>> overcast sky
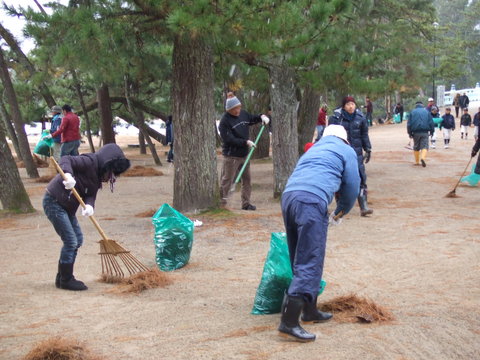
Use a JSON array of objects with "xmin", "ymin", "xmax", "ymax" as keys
[{"xmin": 0, "ymin": 0, "xmax": 68, "ymax": 52}]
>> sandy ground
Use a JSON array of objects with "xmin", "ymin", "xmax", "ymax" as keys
[{"xmin": 1, "ymin": 121, "xmax": 479, "ymax": 360}]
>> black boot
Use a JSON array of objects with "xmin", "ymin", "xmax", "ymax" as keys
[
  {"xmin": 55, "ymin": 262, "xmax": 61, "ymax": 288},
  {"xmin": 301, "ymin": 297, "xmax": 333, "ymax": 323},
  {"xmin": 278, "ymin": 294, "xmax": 316, "ymax": 342},
  {"xmin": 358, "ymin": 191, "xmax": 373, "ymax": 217},
  {"xmin": 59, "ymin": 263, "xmax": 88, "ymax": 291}
]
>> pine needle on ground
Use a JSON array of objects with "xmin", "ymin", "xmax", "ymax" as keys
[
  {"xmin": 22, "ymin": 336, "xmax": 104, "ymax": 360},
  {"xmin": 106, "ymin": 267, "xmax": 173, "ymax": 294},
  {"xmin": 319, "ymin": 293, "xmax": 395, "ymax": 323}
]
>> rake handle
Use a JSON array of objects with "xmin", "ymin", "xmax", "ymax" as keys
[
  {"xmin": 51, "ymin": 157, "xmax": 109, "ymax": 241},
  {"xmin": 234, "ymin": 124, "xmax": 266, "ymax": 184},
  {"xmin": 450, "ymin": 156, "xmax": 475, "ymax": 192}
]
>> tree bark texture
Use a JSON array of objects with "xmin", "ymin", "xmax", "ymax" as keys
[
  {"xmin": 136, "ymin": 110, "xmax": 161, "ymax": 165},
  {"xmin": 269, "ymin": 62, "xmax": 299, "ymax": 198},
  {"xmin": 297, "ymin": 85, "xmax": 320, "ymax": 155},
  {"xmin": 0, "ymin": 23, "xmax": 56, "ymax": 108},
  {"xmin": 171, "ymin": 35, "xmax": 217, "ymax": 212},
  {"xmin": 0, "ymin": 116, "xmax": 34, "ymax": 212},
  {"xmin": 0, "ymin": 48, "xmax": 39, "ymax": 178},
  {"xmin": 72, "ymin": 70, "xmax": 95, "ymax": 152},
  {"xmin": 0, "ymin": 97, "xmax": 22, "ymax": 160},
  {"xmin": 138, "ymin": 131, "xmax": 146, "ymax": 154},
  {"xmin": 97, "ymin": 84, "xmax": 116, "ymax": 144}
]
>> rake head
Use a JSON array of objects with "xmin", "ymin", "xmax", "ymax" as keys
[{"xmin": 99, "ymin": 239, "xmax": 149, "ymax": 282}]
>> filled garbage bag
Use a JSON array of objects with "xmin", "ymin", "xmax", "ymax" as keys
[
  {"xmin": 152, "ymin": 203, "xmax": 194, "ymax": 271},
  {"xmin": 252, "ymin": 232, "xmax": 326, "ymax": 315},
  {"xmin": 433, "ymin": 117, "xmax": 442, "ymax": 127},
  {"xmin": 33, "ymin": 130, "xmax": 53, "ymax": 157},
  {"xmin": 461, "ymin": 164, "xmax": 480, "ymax": 186}
]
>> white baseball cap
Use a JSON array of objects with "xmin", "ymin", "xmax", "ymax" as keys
[
  {"xmin": 428, "ymin": 97, "xmax": 434, "ymax": 102},
  {"xmin": 323, "ymin": 125, "xmax": 349, "ymax": 144}
]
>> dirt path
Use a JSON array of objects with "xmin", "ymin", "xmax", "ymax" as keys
[{"xmin": 1, "ymin": 122, "xmax": 479, "ymax": 359}]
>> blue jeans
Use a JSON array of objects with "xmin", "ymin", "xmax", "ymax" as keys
[
  {"xmin": 61, "ymin": 140, "xmax": 80, "ymax": 157},
  {"xmin": 315, "ymin": 125, "xmax": 325, "ymax": 141},
  {"xmin": 281, "ymin": 191, "xmax": 329, "ymax": 302},
  {"xmin": 43, "ymin": 193, "xmax": 83, "ymax": 264}
]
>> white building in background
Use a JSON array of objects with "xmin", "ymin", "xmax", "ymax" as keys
[{"xmin": 441, "ymin": 82, "xmax": 480, "ymax": 107}]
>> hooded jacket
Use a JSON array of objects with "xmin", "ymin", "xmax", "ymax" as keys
[
  {"xmin": 46, "ymin": 144, "xmax": 129, "ymax": 216},
  {"xmin": 219, "ymin": 109, "xmax": 262, "ymax": 158},
  {"xmin": 328, "ymin": 108, "xmax": 371, "ymax": 156}
]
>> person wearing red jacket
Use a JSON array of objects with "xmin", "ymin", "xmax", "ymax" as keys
[
  {"xmin": 315, "ymin": 105, "xmax": 327, "ymax": 141},
  {"xmin": 47, "ymin": 104, "xmax": 81, "ymax": 157}
]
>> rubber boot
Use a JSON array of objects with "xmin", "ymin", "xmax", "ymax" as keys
[
  {"xmin": 358, "ymin": 190, "xmax": 373, "ymax": 217},
  {"xmin": 59, "ymin": 263, "xmax": 88, "ymax": 291},
  {"xmin": 278, "ymin": 294, "xmax": 316, "ymax": 342},
  {"xmin": 420, "ymin": 149, "xmax": 427, "ymax": 167},
  {"xmin": 414, "ymin": 151, "xmax": 420, "ymax": 165},
  {"xmin": 55, "ymin": 262, "xmax": 61, "ymax": 288},
  {"xmin": 301, "ymin": 297, "xmax": 333, "ymax": 323}
]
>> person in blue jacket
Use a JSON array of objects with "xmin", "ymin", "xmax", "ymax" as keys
[
  {"xmin": 328, "ymin": 96, "xmax": 373, "ymax": 216},
  {"xmin": 407, "ymin": 101, "xmax": 435, "ymax": 167},
  {"xmin": 278, "ymin": 125, "xmax": 360, "ymax": 342},
  {"xmin": 49, "ymin": 105, "xmax": 63, "ymax": 161}
]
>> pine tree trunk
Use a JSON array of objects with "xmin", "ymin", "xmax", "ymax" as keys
[
  {"xmin": 72, "ymin": 70, "xmax": 95, "ymax": 152},
  {"xmin": 138, "ymin": 131, "xmax": 146, "ymax": 154},
  {"xmin": 171, "ymin": 34, "xmax": 217, "ymax": 212},
  {"xmin": 0, "ymin": 116, "xmax": 34, "ymax": 212},
  {"xmin": 269, "ymin": 62, "xmax": 299, "ymax": 198},
  {"xmin": 136, "ymin": 110, "xmax": 161, "ymax": 165},
  {"xmin": 0, "ymin": 48, "xmax": 39, "ymax": 178},
  {"xmin": 297, "ymin": 85, "xmax": 320, "ymax": 155},
  {"xmin": 97, "ymin": 84, "xmax": 115, "ymax": 145},
  {"xmin": 0, "ymin": 98, "xmax": 22, "ymax": 160}
]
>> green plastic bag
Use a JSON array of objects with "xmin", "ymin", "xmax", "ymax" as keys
[
  {"xmin": 33, "ymin": 130, "xmax": 53, "ymax": 157},
  {"xmin": 251, "ymin": 232, "xmax": 326, "ymax": 315},
  {"xmin": 433, "ymin": 117, "xmax": 442, "ymax": 127},
  {"xmin": 151, "ymin": 203, "xmax": 194, "ymax": 271}
]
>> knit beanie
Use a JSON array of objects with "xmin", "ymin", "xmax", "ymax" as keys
[
  {"xmin": 341, "ymin": 96, "xmax": 356, "ymax": 107},
  {"xmin": 225, "ymin": 93, "xmax": 241, "ymax": 111}
]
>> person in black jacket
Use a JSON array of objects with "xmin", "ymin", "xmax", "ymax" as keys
[
  {"xmin": 165, "ymin": 115, "xmax": 174, "ymax": 162},
  {"xmin": 473, "ymin": 107, "xmax": 480, "ymax": 141},
  {"xmin": 218, "ymin": 92, "xmax": 269, "ymax": 210},
  {"xmin": 328, "ymin": 96, "xmax": 373, "ymax": 216},
  {"xmin": 459, "ymin": 92, "xmax": 470, "ymax": 110},
  {"xmin": 460, "ymin": 108, "xmax": 472, "ymax": 140},
  {"xmin": 43, "ymin": 144, "xmax": 130, "ymax": 291},
  {"xmin": 472, "ymin": 136, "xmax": 480, "ymax": 175},
  {"xmin": 440, "ymin": 107, "xmax": 455, "ymax": 149}
]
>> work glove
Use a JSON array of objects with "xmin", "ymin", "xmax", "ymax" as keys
[
  {"xmin": 261, "ymin": 114, "xmax": 270, "ymax": 126},
  {"xmin": 44, "ymin": 134, "xmax": 52, "ymax": 139},
  {"xmin": 81, "ymin": 204, "xmax": 94, "ymax": 217},
  {"xmin": 364, "ymin": 150, "xmax": 371, "ymax": 164},
  {"xmin": 246, "ymin": 140, "xmax": 256, "ymax": 148},
  {"xmin": 328, "ymin": 211, "xmax": 343, "ymax": 226},
  {"xmin": 62, "ymin": 173, "xmax": 76, "ymax": 190},
  {"xmin": 472, "ymin": 150, "xmax": 478, "ymax": 158}
]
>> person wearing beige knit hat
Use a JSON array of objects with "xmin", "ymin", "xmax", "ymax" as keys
[{"xmin": 218, "ymin": 92, "xmax": 270, "ymax": 210}]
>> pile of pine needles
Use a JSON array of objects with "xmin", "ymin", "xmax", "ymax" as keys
[
  {"xmin": 105, "ymin": 267, "xmax": 173, "ymax": 294},
  {"xmin": 319, "ymin": 293, "xmax": 395, "ymax": 323},
  {"xmin": 123, "ymin": 165, "xmax": 163, "ymax": 177},
  {"xmin": 22, "ymin": 337, "xmax": 103, "ymax": 360}
]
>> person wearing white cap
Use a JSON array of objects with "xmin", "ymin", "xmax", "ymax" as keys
[
  {"xmin": 218, "ymin": 92, "xmax": 270, "ymax": 210},
  {"xmin": 277, "ymin": 124, "xmax": 360, "ymax": 342}
]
